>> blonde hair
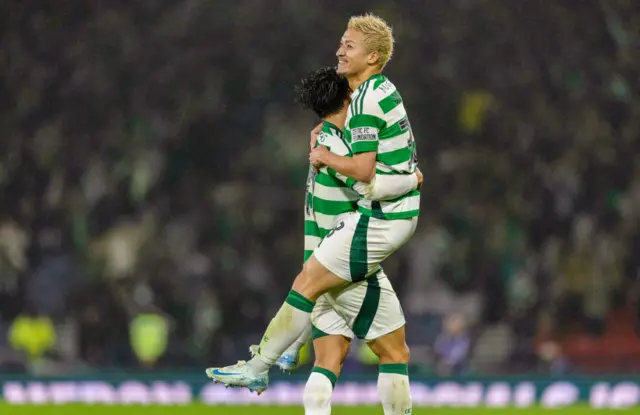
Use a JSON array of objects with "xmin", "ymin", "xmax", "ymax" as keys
[{"xmin": 347, "ymin": 14, "xmax": 395, "ymax": 69}]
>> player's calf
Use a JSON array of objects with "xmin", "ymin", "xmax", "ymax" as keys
[
  {"xmin": 304, "ymin": 334, "xmax": 351, "ymax": 415},
  {"xmin": 368, "ymin": 326, "xmax": 412, "ymax": 415}
]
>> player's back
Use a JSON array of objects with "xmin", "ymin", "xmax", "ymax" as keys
[
  {"xmin": 344, "ymin": 74, "xmax": 420, "ymax": 220},
  {"xmin": 303, "ymin": 121, "xmax": 359, "ymax": 261}
]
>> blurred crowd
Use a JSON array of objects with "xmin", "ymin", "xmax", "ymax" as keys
[{"xmin": 0, "ymin": 0, "xmax": 639, "ymax": 375}]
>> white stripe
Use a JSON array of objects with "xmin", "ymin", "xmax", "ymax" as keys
[
  {"xmin": 383, "ymin": 104, "xmax": 407, "ymax": 125},
  {"xmin": 381, "ymin": 194, "xmax": 420, "ymax": 213},
  {"xmin": 304, "ymin": 235, "xmax": 322, "ymax": 252},
  {"xmin": 313, "ymin": 211, "xmax": 340, "ymax": 230},
  {"xmin": 313, "ymin": 180, "xmax": 359, "ymax": 202},
  {"xmin": 387, "ymin": 161, "xmax": 411, "ymax": 172},
  {"xmin": 378, "ymin": 133, "xmax": 411, "ymax": 154},
  {"xmin": 375, "ymin": 163, "xmax": 394, "ymax": 172}
]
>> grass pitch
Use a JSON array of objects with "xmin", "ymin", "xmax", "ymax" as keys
[{"xmin": 0, "ymin": 405, "xmax": 637, "ymax": 414}]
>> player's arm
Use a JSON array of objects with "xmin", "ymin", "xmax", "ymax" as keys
[
  {"xmin": 310, "ymin": 148, "xmax": 376, "ymax": 183},
  {"xmin": 309, "ymin": 113, "xmax": 384, "ymax": 183},
  {"xmin": 354, "ymin": 168, "xmax": 422, "ymax": 201}
]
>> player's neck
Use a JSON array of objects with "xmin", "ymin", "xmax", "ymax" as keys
[
  {"xmin": 348, "ymin": 68, "xmax": 382, "ymax": 91},
  {"xmin": 324, "ymin": 111, "xmax": 347, "ymax": 131}
]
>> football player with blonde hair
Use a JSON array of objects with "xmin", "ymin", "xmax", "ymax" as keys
[{"xmin": 208, "ymin": 15, "xmax": 418, "ymax": 415}]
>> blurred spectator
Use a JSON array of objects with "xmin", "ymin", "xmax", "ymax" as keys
[
  {"xmin": 0, "ymin": 0, "xmax": 638, "ymax": 374},
  {"xmin": 434, "ymin": 314, "xmax": 471, "ymax": 376},
  {"xmin": 537, "ymin": 341, "xmax": 570, "ymax": 375},
  {"xmin": 8, "ymin": 308, "xmax": 57, "ymax": 364}
]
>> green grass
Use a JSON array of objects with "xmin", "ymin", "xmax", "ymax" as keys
[{"xmin": 0, "ymin": 405, "xmax": 637, "ymax": 415}]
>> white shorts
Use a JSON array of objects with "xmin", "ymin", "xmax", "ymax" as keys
[
  {"xmin": 311, "ymin": 270, "xmax": 405, "ymax": 341},
  {"xmin": 313, "ymin": 212, "xmax": 418, "ymax": 282}
]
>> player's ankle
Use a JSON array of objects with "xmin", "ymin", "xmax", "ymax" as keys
[{"xmin": 248, "ymin": 356, "xmax": 271, "ymax": 373}]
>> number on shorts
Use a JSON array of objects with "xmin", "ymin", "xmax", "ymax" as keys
[{"xmin": 325, "ymin": 221, "xmax": 345, "ymax": 239}]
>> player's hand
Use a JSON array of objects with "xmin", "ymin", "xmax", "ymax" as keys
[
  {"xmin": 310, "ymin": 123, "xmax": 323, "ymax": 149},
  {"xmin": 310, "ymin": 145, "xmax": 329, "ymax": 168},
  {"xmin": 415, "ymin": 168, "xmax": 423, "ymax": 190}
]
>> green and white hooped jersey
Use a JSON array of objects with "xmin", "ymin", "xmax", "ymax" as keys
[
  {"xmin": 344, "ymin": 73, "xmax": 420, "ymax": 220},
  {"xmin": 303, "ymin": 121, "xmax": 359, "ymax": 262}
]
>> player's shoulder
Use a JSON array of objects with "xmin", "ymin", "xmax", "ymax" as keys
[
  {"xmin": 358, "ymin": 74, "xmax": 399, "ymax": 115},
  {"xmin": 317, "ymin": 122, "xmax": 344, "ymax": 148}
]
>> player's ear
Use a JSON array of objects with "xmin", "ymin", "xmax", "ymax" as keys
[{"xmin": 367, "ymin": 51, "xmax": 380, "ymax": 67}]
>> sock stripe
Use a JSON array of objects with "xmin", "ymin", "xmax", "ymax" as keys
[
  {"xmin": 312, "ymin": 366, "xmax": 338, "ymax": 388},
  {"xmin": 286, "ymin": 290, "xmax": 315, "ymax": 313},
  {"xmin": 379, "ymin": 363, "xmax": 409, "ymax": 376}
]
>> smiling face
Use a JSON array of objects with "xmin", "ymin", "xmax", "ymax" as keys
[
  {"xmin": 336, "ymin": 14, "xmax": 395, "ymax": 80},
  {"xmin": 336, "ymin": 28, "xmax": 377, "ymax": 77}
]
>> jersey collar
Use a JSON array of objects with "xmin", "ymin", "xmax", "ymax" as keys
[
  {"xmin": 322, "ymin": 120, "xmax": 343, "ymax": 136},
  {"xmin": 349, "ymin": 73, "xmax": 385, "ymax": 100}
]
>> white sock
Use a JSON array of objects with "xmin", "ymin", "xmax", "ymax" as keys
[
  {"xmin": 283, "ymin": 319, "xmax": 312, "ymax": 356},
  {"xmin": 378, "ymin": 364, "xmax": 412, "ymax": 415},
  {"xmin": 247, "ymin": 290, "xmax": 315, "ymax": 372},
  {"xmin": 303, "ymin": 368, "xmax": 337, "ymax": 415}
]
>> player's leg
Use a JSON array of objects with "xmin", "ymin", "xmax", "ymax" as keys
[
  {"xmin": 303, "ymin": 333, "xmax": 351, "ymax": 415},
  {"xmin": 206, "ymin": 214, "xmax": 363, "ymax": 391},
  {"xmin": 333, "ymin": 271, "xmax": 412, "ymax": 415},
  {"xmin": 367, "ymin": 327, "xmax": 412, "ymax": 415},
  {"xmin": 304, "ymin": 295, "xmax": 353, "ymax": 415}
]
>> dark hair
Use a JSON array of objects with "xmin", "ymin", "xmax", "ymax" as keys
[{"xmin": 295, "ymin": 67, "xmax": 351, "ymax": 119}]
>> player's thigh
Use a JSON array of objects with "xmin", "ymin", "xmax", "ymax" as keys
[
  {"xmin": 366, "ymin": 216, "xmax": 418, "ymax": 262},
  {"xmin": 292, "ymin": 255, "xmax": 348, "ymax": 301},
  {"xmin": 312, "ymin": 212, "xmax": 365, "ymax": 282}
]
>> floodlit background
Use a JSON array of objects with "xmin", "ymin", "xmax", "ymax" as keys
[{"xmin": 0, "ymin": 0, "xmax": 639, "ymax": 409}]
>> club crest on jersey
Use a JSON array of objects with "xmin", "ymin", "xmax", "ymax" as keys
[
  {"xmin": 317, "ymin": 132, "xmax": 329, "ymax": 144},
  {"xmin": 352, "ymin": 127, "xmax": 378, "ymax": 142}
]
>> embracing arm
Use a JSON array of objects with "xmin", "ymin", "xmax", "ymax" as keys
[
  {"xmin": 353, "ymin": 168, "xmax": 422, "ymax": 200},
  {"xmin": 310, "ymin": 147, "xmax": 376, "ymax": 183}
]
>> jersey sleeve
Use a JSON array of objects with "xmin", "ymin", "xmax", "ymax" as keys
[
  {"xmin": 348, "ymin": 93, "xmax": 386, "ymax": 154},
  {"xmin": 352, "ymin": 173, "xmax": 418, "ymax": 201}
]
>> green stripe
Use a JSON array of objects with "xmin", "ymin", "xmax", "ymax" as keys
[
  {"xmin": 312, "ymin": 366, "xmax": 338, "ymax": 388},
  {"xmin": 378, "ymin": 147, "xmax": 411, "ymax": 166},
  {"xmin": 356, "ymin": 80, "xmax": 369, "ymax": 115},
  {"xmin": 352, "ymin": 140, "xmax": 378, "ymax": 154},
  {"xmin": 383, "ymin": 189, "xmax": 420, "ymax": 203},
  {"xmin": 375, "ymin": 169, "xmax": 411, "ymax": 175},
  {"xmin": 303, "ymin": 250, "xmax": 314, "ymax": 262},
  {"xmin": 372, "ymin": 74, "xmax": 386, "ymax": 90},
  {"xmin": 349, "ymin": 214, "xmax": 370, "ymax": 282},
  {"xmin": 353, "ymin": 277, "xmax": 381, "ymax": 339},
  {"xmin": 311, "ymin": 324, "xmax": 330, "ymax": 340},
  {"xmin": 379, "ymin": 118, "xmax": 410, "ymax": 140},
  {"xmin": 371, "ymin": 201, "xmax": 385, "ymax": 219},
  {"xmin": 322, "ymin": 121, "xmax": 343, "ymax": 138},
  {"xmin": 312, "ymin": 197, "xmax": 358, "ymax": 215},
  {"xmin": 315, "ymin": 171, "xmax": 349, "ymax": 188},
  {"xmin": 285, "ymin": 290, "xmax": 315, "ymax": 313},
  {"xmin": 358, "ymin": 207, "xmax": 420, "ymax": 220},
  {"xmin": 304, "ymin": 220, "xmax": 321, "ymax": 237},
  {"xmin": 349, "ymin": 114, "xmax": 386, "ymax": 129},
  {"xmin": 378, "ymin": 90, "xmax": 403, "ymax": 114},
  {"xmin": 380, "ymin": 363, "xmax": 408, "ymax": 375}
]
